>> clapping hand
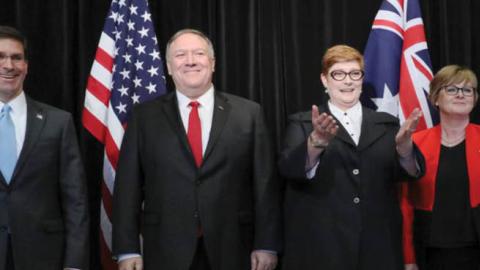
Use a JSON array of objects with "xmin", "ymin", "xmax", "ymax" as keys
[
  {"xmin": 396, "ymin": 108, "xmax": 422, "ymax": 157},
  {"xmin": 310, "ymin": 105, "xmax": 339, "ymax": 147}
]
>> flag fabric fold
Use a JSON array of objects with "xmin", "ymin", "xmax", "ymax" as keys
[
  {"xmin": 362, "ymin": 0, "xmax": 437, "ymax": 265},
  {"xmin": 363, "ymin": 0, "xmax": 437, "ymax": 129},
  {"xmin": 82, "ymin": 0, "xmax": 166, "ymax": 268}
]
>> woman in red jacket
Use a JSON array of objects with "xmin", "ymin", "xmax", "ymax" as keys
[{"xmin": 403, "ymin": 65, "xmax": 480, "ymax": 270}]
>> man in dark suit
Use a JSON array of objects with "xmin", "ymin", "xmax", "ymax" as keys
[
  {"xmin": 0, "ymin": 26, "xmax": 89, "ymax": 270},
  {"xmin": 112, "ymin": 29, "xmax": 281, "ymax": 270}
]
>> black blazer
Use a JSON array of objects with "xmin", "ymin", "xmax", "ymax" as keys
[
  {"xmin": 112, "ymin": 91, "xmax": 281, "ymax": 270},
  {"xmin": 0, "ymin": 97, "xmax": 89, "ymax": 270},
  {"xmin": 279, "ymin": 105, "xmax": 423, "ymax": 270}
]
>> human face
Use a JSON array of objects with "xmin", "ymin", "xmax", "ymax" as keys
[
  {"xmin": 0, "ymin": 38, "xmax": 27, "ymax": 103},
  {"xmin": 436, "ymin": 81, "xmax": 476, "ymax": 118},
  {"xmin": 321, "ymin": 60, "xmax": 362, "ymax": 111},
  {"xmin": 166, "ymin": 33, "xmax": 215, "ymax": 99}
]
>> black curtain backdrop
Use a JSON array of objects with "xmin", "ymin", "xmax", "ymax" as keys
[{"xmin": 1, "ymin": 0, "xmax": 479, "ymax": 268}]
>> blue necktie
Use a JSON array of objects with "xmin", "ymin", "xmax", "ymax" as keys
[{"xmin": 0, "ymin": 105, "xmax": 17, "ymax": 183}]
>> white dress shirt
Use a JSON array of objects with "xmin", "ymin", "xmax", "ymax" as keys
[
  {"xmin": 328, "ymin": 101, "xmax": 362, "ymax": 146},
  {"xmin": 176, "ymin": 86, "xmax": 215, "ymax": 155},
  {"xmin": 0, "ymin": 91, "xmax": 27, "ymax": 157}
]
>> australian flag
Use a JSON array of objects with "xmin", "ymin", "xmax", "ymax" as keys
[
  {"xmin": 362, "ymin": 0, "xmax": 438, "ymax": 130},
  {"xmin": 361, "ymin": 0, "xmax": 439, "ymax": 264}
]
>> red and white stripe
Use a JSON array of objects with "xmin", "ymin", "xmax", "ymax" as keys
[{"xmin": 83, "ymin": 32, "xmax": 121, "ymax": 270}]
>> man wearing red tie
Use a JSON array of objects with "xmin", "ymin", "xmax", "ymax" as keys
[{"xmin": 112, "ymin": 29, "xmax": 281, "ymax": 270}]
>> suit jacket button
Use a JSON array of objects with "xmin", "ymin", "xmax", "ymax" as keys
[
  {"xmin": 352, "ymin": 169, "xmax": 360, "ymax": 175},
  {"xmin": 353, "ymin": 197, "xmax": 360, "ymax": 204}
]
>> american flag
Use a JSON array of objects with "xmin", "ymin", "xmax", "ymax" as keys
[
  {"xmin": 363, "ymin": 0, "xmax": 437, "ymax": 130},
  {"xmin": 82, "ymin": 0, "xmax": 166, "ymax": 268},
  {"xmin": 362, "ymin": 0, "xmax": 437, "ymax": 264}
]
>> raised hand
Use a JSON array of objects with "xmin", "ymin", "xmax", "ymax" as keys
[
  {"xmin": 395, "ymin": 108, "xmax": 422, "ymax": 157},
  {"xmin": 310, "ymin": 105, "xmax": 339, "ymax": 147}
]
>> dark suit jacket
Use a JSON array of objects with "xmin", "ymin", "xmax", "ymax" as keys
[
  {"xmin": 278, "ymin": 105, "xmax": 423, "ymax": 270},
  {"xmin": 0, "ymin": 96, "xmax": 89, "ymax": 269},
  {"xmin": 112, "ymin": 91, "xmax": 281, "ymax": 270}
]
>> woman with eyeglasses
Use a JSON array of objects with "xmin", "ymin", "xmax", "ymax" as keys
[
  {"xmin": 402, "ymin": 65, "xmax": 480, "ymax": 270},
  {"xmin": 278, "ymin": 44, "xmax": 424, "ymax": 270}
]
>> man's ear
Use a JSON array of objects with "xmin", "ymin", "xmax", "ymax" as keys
[{"xmin": 166, "ymin": 61, "xmax": 172, "ymax": 75}]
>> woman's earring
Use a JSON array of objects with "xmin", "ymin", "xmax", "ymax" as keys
[{"xmin": 325, "ymin": 88, "xmax": 329, "ymax": 93}]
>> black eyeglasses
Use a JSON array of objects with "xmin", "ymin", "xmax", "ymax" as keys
[
  {"xmin": 330, "ymin": 70, "xmax": 364, "ymax": 81},
  {"xmin": 442, "ymin": 86, "xmax": 476, "ymax": 97}
]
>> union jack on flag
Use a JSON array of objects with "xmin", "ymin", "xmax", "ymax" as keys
[
  {"xmin": 362, "ymin": 0, "xmax": 438, "ymax": 264},
  {"xmin": 82, "ymin": 0, "xmax": 166, "ymax": 268},
  {"xmin": 363, "ymin": 0, "xmax": 437, "ymax": 129}
]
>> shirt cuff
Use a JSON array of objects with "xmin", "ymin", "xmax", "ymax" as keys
[
  {"xmin": 118, "ymin": 253, "xmax": 142, "ymax": 262},
  {"xmin": 306, "ymin": 161, "xmax": 319, "ymax": 179},
  {"xmin": 254, "ymin": 249, "xmax": 277, "ymax": 255}
]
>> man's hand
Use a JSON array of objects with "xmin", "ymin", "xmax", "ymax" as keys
[
  {"xmin": 118, "ymin": 257, "xmax": 143, "ymax": 270},
  {"xmin": 251, "ymin": 250, "xmax": 277, "ymax": 270}
]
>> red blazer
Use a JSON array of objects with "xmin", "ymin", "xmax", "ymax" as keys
[{"xmin": 401, "ymin": 124, "xmax": 480, "ymax": 263}]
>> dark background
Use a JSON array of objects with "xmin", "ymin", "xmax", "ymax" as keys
[{"xmin": 2, "ymin": 0, "xmax": 480, "ymax": 268}]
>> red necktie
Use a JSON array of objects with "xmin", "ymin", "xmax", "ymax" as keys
[{"xmin": 187, "ymin": 101, "xmax": 203, "ymax": 167}]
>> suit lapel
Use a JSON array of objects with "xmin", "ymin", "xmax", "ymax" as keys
[
  {"xmin": 357, "ymin": 107, "xmax": 387, "ymax": 151},
  {"xmin": 334, "ymin": 124, "xmax": 356, "ymax": 147},
  {"xmin": 161, "ymin": 91, "xmax": 231, "ymax": 168},
  {"xmin": 161, "ymin": 93, "xmax": 194, "ymax": 161},
  {"xmin": 9, "ymin": 98, "xmax": 46, "ymax": 185},
  {"xmin": 203, "ymin": 93, "xmax": 230, "ymax": 162}
]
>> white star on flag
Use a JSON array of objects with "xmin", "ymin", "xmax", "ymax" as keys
[
  {"xmin": 134, "ymin": 60, "xmax": 144, "ymax": 70},
  {"xmin": 371, "ymin": 84, "xmax": 400, "ymax": 117},
  {"xmin": 149, "ymin": 49, "xmax": 160, "ymax": 60},
  {"xmin": 141, "ymin": 11, "xmax": 151, "ymax": 22},
  {"xmin": 131, "ymin": 92, "xmax": 141, "ymax": 104},
  {"xmin": 117, "ymin": 85, "xmax": 129, "ymax": 96},
  {"xmin": 138, "ymin": 27, "xmax": 149, "ymax": 38},
  {"xmin": 115, "ymin": 102, "xmax": 127, "ymax": 113},
  {"xmin": 147, "ymin": 66, "xmax": 158, "ymax": 77},
  {"xmin": 146, "ymin": 82, "xmax": 157, "ymax": 93},
  {"xmin": 133, "ymin": 76, "xmax": 142, "ymax": 87}
]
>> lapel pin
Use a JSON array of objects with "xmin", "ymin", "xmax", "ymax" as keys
[
  {"xmin": 36, "ymin": 113, "xmax": 43, "ymax": 120},
  {"xmin": 218, "ymin": 105, "xmax": 224, "ymax": 111}
]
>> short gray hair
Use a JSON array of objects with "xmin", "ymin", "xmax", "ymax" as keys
[{"xmin": 165, "ymin": 29, "xmax": 215, "ymax": 61}]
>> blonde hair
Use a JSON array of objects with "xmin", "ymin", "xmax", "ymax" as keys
[{"xmin": 429, "ymin": 65, "xmax": 478, "ymax": 105}]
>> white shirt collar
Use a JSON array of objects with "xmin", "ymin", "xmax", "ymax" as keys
[
  {"xmin": 176, "ymin": 86, "xmax": 215, "ymax": 109},
  {"xmin": 328, "ymin": 101, "xmax": 362, "ymax": 145},
  {"xmin": 0, "ymin": 91, "xmax": 27, "ymax": 157},
  {"xmin": 1, "ymin": 91, "xmax": 27, "ymax": 117},
  {"xmin": 328, "ymin": 101, "xmax": 362, "ymax": 123},
  {"xmin": 175, "ymin": 86, "xmax": 215, "ymax": 155}
]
